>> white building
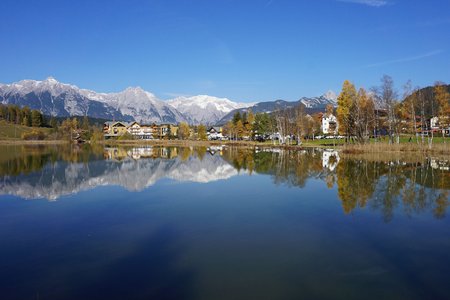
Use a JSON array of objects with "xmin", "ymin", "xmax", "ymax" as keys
[
  {"xmin": 322, "ymin": 149, "xmax": 340, "ymax": 171},
  {"xmin": 127, "ymin": 122, "xmax": 154, "ymax": 139},
  {"xmin": 430, "ymin": 116, "xmax": 439, "ymax": 130},
  {"xmin": 322, "ymin": 114, "xmax": 338, "ymax": 135}
]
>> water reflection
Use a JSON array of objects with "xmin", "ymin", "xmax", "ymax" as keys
[{"xmin": 0, "ymin": 145, "xmax": 449, "ymax": 220}]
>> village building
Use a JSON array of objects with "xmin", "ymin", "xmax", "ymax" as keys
[
  {"xmin": 207, "ymin": 126, "xmax": 224, "ymax": 140},
  {"xmin": 103, "ymin": 121, "xmax": 178, "ymax": 139},
  {"xmin": 322, "ymin": 113, "xmax": 338, "ymax": 135},
  {"xmin": 103, "ymin": 121, "xmax": 131, "ymax": 138},
  {"xmin": 127, "ymin": 122, "xmax": 154, "ymax": 139},
  {"xmin": 153, "ymin": 124, "xmax": 178, "ymax": 139}
]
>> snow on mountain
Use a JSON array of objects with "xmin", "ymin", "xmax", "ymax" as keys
[
  {"xmin": 0, "ymin": 77, "xmax": 188, "ymax": 123},
  {"xmin": 299, "ymin": 92, "xmax": 337, "ymax": 109},
  {"xmin": 0, "ymin": 77, "xmax": 126, "ymax": 120},
  {"xmin": 167, "ymin": 95, "xmax": 253, "ymax": 125},
  {"xmin": 0, "ymin": 152, "xmax": 238, "ymax": 200},
  {"xmin": 323, "ymin": 90, "xmax": 337, "ymax": 101},
  {"xmin": 93, "ymin": 87, "xmax": 189, "ymax": 124},
  {"xmin": 0, "ymin": 77, "xmax": 338, "ymax": 125},
  {"xmin": 217, "ymin": 91, "xmax": 338, "ymax": 125}
]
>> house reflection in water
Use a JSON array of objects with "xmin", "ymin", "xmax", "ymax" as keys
[
  {"xmin": 104, "ymin": 147, "xmax": 179, "ymax": 161},
  {"xmin": 322, "ymin": 149, "xmax": 340, "ymax": 171},
  {"xmin": 430, "ymin": 158, "xmax": 450, "ymax": 171}
]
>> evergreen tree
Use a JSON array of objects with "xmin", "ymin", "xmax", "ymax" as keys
[
  {"xmin": 22, "ymin": 106, "xmax": 32, "ymax": 126},
  {"xmin": 22, "ymin": 116, "xmax": 29, "ymax": 127},
  {"xmin": 50, "ymin": 117, "xmax": 58, "ymax": 129},
  {"xmin": 82, "ymin": 115, "xmax": 90, "ymax": 131},
  {"xmin": 232, "ymin": 111, "xmax": 242, "ymax": 125},
  {"xmin": 72, "ymin": 118, "xmax": 78, "ymax": 130},
  {"xmin": 31, "ymin": 110, "xmax": 43, "ymax": 127},
  {"xmin": 0, "ymin": 104, "xmax": 7, "ymax": 120},
  {"xmin": 7, "ymin": 106, "xmax": 16, "ymax": 123}
]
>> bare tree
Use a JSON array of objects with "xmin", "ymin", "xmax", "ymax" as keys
[
  {"xmin": 377, "ymin": 75, "xmax": 399, "ymax": 144},
  {"xmin": 402, "ymin": 80, "xmax": 419, "ymax": 144}
]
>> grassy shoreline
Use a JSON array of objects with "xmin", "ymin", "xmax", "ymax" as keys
[
  {"xmin": 1, "ymin": 138, "xmax": 449, "ymax": 155},
  {"xmin": 0, "ymin": 139, "xmax": 68, "ymax": 145}
]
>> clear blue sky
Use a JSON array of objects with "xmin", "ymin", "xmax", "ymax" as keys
[{"xmin": 0, "ymin": 0, "xmax": 449, "ymax": 102}]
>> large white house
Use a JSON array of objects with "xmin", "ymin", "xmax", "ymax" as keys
[{"xmin": 322, "ymin": 114, "xmax": 338, "ymax": 135}]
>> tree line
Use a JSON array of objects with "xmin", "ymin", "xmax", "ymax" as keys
[
  {"xmin": 0, "ymin": 104, "xmax": 44, "ymax": 127},
  {"xmin": 0, "ymin": 103, "xmax": 104, "ymax": 141},
  {"xmin": 336, "ymin": 76, "xmax": 450, "ymax": 144}
]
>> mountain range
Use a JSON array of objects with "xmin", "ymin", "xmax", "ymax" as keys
[
  {"xmin": 0, "ymin": 77, "xmax": 337, "ymax": 125},
  {"xmin": 0, "ymin": 153, "xmax": 238, "ymax": 200}
]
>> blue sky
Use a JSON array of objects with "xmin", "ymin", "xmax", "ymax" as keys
[{"xmin": 0, "ymin": 0, "xmax": 449, "ymax": 102}]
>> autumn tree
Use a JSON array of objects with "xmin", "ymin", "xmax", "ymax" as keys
[
  {"xmin": 223, "ymin": 121, "xmax": 235, "ymax": 140},
  {"xmin": 337, "ymin": 80, "xmax": 357, "ymax": 141},
  {"xmin": 236, "ymin": 120, "xmax": 245, "ymax": 139},
  {"xmin": 59, "ymin": 118, "xmax": 74, "ymax": 140},
  {"xmin": 178, "ymin": 122, "xmax": 191, "ymax": 140},
  {"xmin": 197, "ymin": 124, "xmax": 207, "ymax": 141},
  {"xmin": 353, "ymin": 88, "xmax": 375, "ymax": 143},
  {"xmin": 434, "ymin": 81, "xmax": 450, "ymax": 140},
  {"xmin": 245, "ymin": 110, "xmax": 255, "ymax": 139}
]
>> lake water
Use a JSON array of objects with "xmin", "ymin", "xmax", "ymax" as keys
[{"xmin": 0, "ymin": 144, "xmax": 449, "ymax": 300}]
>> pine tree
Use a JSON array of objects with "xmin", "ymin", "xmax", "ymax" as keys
[
  {"xmin": 50, "ymin": 117, "xmax": 58, "ymax": 129},
  {"xmin": 82, "ymin": 115, "xmax": 90, "ymax": 131},
  {"xmin": 31, "ymin": 110, "xmax": 43, "ymax": 127},
  {"xmin": 232, "ymin": 111, "xmax": 242, "ymax": 125},
  {"xmin": 22, "ymin": 116, "xmax": 29, "ymax": 127},
  {"xmin": 22, "ymin": 106, "xmax": 32, "ymax": 126}
]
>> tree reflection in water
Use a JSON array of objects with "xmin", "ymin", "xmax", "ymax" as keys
[
  {"xmin": 222, "ymin": 147, "xmax": 450, "ymax": 221},
  {"xmin": 0, "ymin": 145, "xmax": 448, "ymax": 220}
]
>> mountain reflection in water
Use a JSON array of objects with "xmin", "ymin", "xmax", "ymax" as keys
[{"xmin": 0, "ymin": 144, "xmax": 449, "ymax": 220}]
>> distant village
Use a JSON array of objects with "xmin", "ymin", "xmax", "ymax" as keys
[
  {"xmin": 103, "ymin": 107, "xmax": 448, "ymax": 142},
  {"xmin": 102, "ymin": 112, "xmax": 340, "ymax": 141}
]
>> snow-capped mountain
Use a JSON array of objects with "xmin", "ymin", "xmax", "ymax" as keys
[
  {"xmin": 0, "ymin": 77, "xmax": 127, "ymax": 120},
  {"xmin": 298, "ymin": 91, "xmax": 337, "ymax": 108},
  {"xmin": 94, "ymin": 87, "xmax": 189, "ymax": 124},
  {"xmin": 0, "ymin": 151, "xmax": 238, "ymax": 200},
  {"xmin": 217, "ymin": 91, "xmax": 338, "ymax": 125},
  {"xmin": 0, "ymin": 77, "xmax": 338, "ymax": 125},
  {"xmin": 167, "ymin": 95, "xmax": 253, "ymax": 125},
  {"xmin": 0, "ymin": 77, "xmax": 188, "ymax": 124}
]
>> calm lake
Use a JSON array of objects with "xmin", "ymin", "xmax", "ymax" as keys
[{"xmin": 0, "ymin": 144, "xmax": 449, "ymax": 300}]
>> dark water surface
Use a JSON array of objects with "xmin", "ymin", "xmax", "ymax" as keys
[{"xmin": 0, "ymin": 145, "xmax": 449, "ymax": 300}]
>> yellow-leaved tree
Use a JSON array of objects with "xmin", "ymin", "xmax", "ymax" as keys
[
  {"xmin": 178, "ymin": 122, "xmax": 191, "ymax": 140},
  {"xmin": 336, "ymin": 80, "xmax": 357, "ymax": 141},
  {"xmin": 434, "ymin": 82, "xmax": 450, "ymax": 141}
]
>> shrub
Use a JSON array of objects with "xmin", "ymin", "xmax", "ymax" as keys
[
  {"xmin": 117, "ymin": 132, "xmax": 134, "ymax": 140},
  {"xmin": 22, "ymin": 130, "xmax": 46, "ymax": 140}
]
